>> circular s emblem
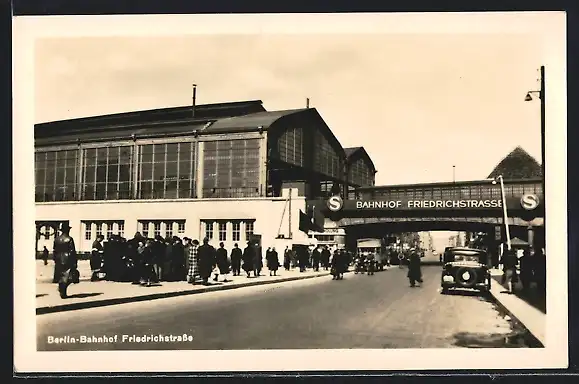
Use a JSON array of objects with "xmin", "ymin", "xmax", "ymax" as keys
[
  {"xmin": 520, "ymin": 193, "xmax": 540, "ymax": 211},
  {"xmin": 327, "ymin": 195, "xmax": 343, "ymax": 212}
]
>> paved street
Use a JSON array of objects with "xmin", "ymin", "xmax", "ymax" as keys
[{"xmin": 37, "ymin": 265, "xmax": 535, "ymax": 350}]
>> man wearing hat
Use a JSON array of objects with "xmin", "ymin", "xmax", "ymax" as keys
[
  {"xmin": 407, "ymin": 249, "xmax": 423, "ymax": 287},
  {"xmin": 53, "ymin": 223, "xmax": 78, "ymax": 298},
  {"xmin": 197, "ymin": 237, "xmax": 216, "ymax": 285}
]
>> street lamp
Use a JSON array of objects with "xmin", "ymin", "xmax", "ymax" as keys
[
  {"xmin": 525, "ymin": 66, "xmax": 545, "ymax": 178},
  {"xmin": 492, "ymin": 175, "xmax": 511, "ymax": 250}
]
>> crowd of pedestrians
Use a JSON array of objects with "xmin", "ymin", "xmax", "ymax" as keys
[
  {"xmin": 46, "ymin": 224, "xmax": 361, "ymax": 300},
  {"xmin": 83, "ymin": 233, "xmax": 355, "ymax": 287},
  {"xmin": 499, "ymin": 247, "xmax": 546, "ymax": 295},
  {"xmin": 86, "ymin": 232, "xmax": 281, "ymax": 286}
]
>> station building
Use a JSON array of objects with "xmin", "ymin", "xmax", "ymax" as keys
[{"xmin": 34, "ymin": 99, "xmax": 377, "ymax": 254}]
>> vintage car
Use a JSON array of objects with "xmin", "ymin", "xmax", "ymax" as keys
[{"xmin": 440, "ymin": 247, "xmax": 491, "ymax": 293}]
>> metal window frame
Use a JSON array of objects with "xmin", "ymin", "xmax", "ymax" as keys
[
  {"xmin": 232, "ymin": 221, "xmax": 241, "ymax": 241},
  {"xmin": 218, "ymin": 221, "xmax": 227, "ymax": 241}
]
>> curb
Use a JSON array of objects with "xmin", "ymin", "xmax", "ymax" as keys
[
  {"xmin": 36, "ymin": 272, "xmax": 331, "ymax": 315},
  {"xmin": 486, "ymin": 279, "xmax": 545, "ymax": 348}
]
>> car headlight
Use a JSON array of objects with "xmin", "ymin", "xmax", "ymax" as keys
[{"xmin": 442, "ymin": 275, "xmax": 454, "ymax": 283}]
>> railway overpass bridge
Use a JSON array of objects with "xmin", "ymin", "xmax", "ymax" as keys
[{"xmin": 306, "ymin": 177, "xmax": 544, "ymax": 252}]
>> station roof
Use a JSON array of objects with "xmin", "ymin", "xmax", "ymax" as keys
[
  {"xmin": 344, "ymin": 146, "xmax": 377, "ymax": 173},
  {"xmin": 34, "ymin": 100, "xmax": 266, "ymax": 140},
  {"xmin": 206, "ymin": 109, "xmax": 307, "ymax": 133}
]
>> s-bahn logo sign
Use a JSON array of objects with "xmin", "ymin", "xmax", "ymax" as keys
[
  {"xmin": 520, "ymin": 194, "xmax": 540, "ymax": 211},
  {"xmin": 327, "ymin": 195, "xmax": 344, "ymax": 212}
]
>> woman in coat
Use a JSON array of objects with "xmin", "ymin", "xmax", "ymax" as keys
[
  {"xmin": 266, "ymin": 247, "xmax": 279, "ymax": 276},
  {"xmin": 242, "ymin": 242, "xmax": 254, "ymax": 278},
  {"xmin": 215, "ymin": 242, "xmax": 231, "ymax": 282},
  {"xmin": 407, "ymin": 250, "xmax": 423, "ymax": 287}
]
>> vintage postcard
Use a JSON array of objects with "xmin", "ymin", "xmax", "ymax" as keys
[{"xmin": 13, "ymin": 12, "xmax": 567, "ymax": 373}]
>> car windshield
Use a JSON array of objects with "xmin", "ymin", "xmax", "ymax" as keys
[{"xmin": 453, "ymin": 254, "xmax": 480, "ymax": 262}]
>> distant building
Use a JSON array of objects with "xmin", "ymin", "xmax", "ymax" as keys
[{"xmin": 487, "ymin": 146, "xmax": 542, "ymax": 180}]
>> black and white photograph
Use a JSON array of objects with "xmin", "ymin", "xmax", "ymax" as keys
[{"xmin": 13, "ymin": 12, "xmax": 567, "ymax": 372}]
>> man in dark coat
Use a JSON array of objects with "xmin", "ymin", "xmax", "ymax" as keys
[
  {"xmin": 215, "ymin": 242, "xmax": 231, "ymax": 282},
  {"xmin": 171, "ymin": 236, "xmax": 185, "ymax": 281},
  {"xmin": 151, "ymin": 235, "xmax": 166, "ymax": 283},
  {"xmin": 90, "ymin": 234, "xmax": 104, "ymax": 281},
  {"xmin": 197, "ymin": 237, "xmax": 216, "ymax": 285},
  {"xmin": 407, "ymin": 250, "xmax": 423, "ymax": 287},
  {"xmin": 127, "ymin": 232, "xmax": 145, "ymax": 284},
  {"xmin": 162, "ymin": 236, "xmax": 174, "ymax": 281},
  {"xmin": 500, "ymin": 248, "xmax": 519, "ymax": 293},
  {"xmin": 252, "ymin": 243, "xmax": 263, "ymax": 277},
  {"xmin": 321, "ymin": 246, "xmax": 331, "ymax": 271},
  {"xmin": 312, "ymin": 246, "xmax": 322, "ymax": 272},
  {"xmin": 283, "ymin": 246, "xmax": 292, "ymax": 271},
  {"xmin": 42, "ymin": 246, "xmax": 49, "ymax": 265},
  {"xmin": 242, "ymin": 241, "xmax": 254, "ymax": 278},
  {"xmin": 298, "ymin": 247, "xmax": 308, "ymax": 272},
  {"xmin": 519, "ymin": 248, "xmax": 533, "ymax": 291},
  {"xmin": 331, "ymin": 250, "xmax": 346, "ymax": 280},
  {"xmin": 53, "ymin": 223, "xmax": 78, "ymax": 298},
  {"xmin": 230, "ymin": 243, "xmax": 242, "ymax": 276},
  {"xmin": 266, "ymin": 247, "xmax": 279, "ymax": 276}
]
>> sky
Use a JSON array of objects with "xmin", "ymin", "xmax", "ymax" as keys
[{"xmin": 35, "ymin": 33, "xmax": 547, "ymax": 187}]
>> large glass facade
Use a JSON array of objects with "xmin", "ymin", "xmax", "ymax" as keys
[
  {"xmin": 137, "ymin": 142, "xmax": 196, "ymax": 199},
  {"xmin": 313, "ymin": 131, "xmax": 341, "ymax": 180},
  {"xmin": 277, "ymin": 127, "xmax": 304, "ymax": 167},
  {"xmin": 348, "ymin": 157, "xmax": 374, "ymax": 187},
  {"xmin": 202, "ymin": 139, "xmax": 260, "ymax": 198},
  {"xmin": 82, "ymin": 146, "xmax": 134, "ymax": 200},
  {"xmin": 35, "ymin": 149, "xmax": 79, "ymax": 202}
]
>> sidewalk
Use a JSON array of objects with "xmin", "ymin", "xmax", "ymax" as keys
[
  {"xmin": 488, "ymin": 269, "xmax": 546, "ymax": 347},
  {"xmin": 36, "ymin": 261, "xmax": 332, "ymax": 315}
]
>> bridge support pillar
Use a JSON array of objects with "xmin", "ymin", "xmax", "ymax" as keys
[{"xmin": 527, "ymin": 225, "xmax": 535, "ymax": 256}]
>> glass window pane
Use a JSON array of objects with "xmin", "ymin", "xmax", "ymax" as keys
[
  {"xmin": 65, "ymin": 166, "xmax": 76, "ymax": 184},
  {"xmin": 95, "ymin": 183, "xmax": 106, "ymax": 200},
  {"xmin": 165, "ymin": 162, "xmax": 178, "ymax": 178},
  {"xmin": 108, "ymin": 165, "xmax": 119, "ymax": 181},
  {"xmin": 97, "ymin": 148, "xmax": 108, "ymax": 161},
  {"xmin": 119, "ymin": 164, "xmax": 132, "ymax": 183},
  {"xmin": 84, "ymin": 166, "xmax": 96, "ymax": 183},
  {"xmin": 166, "ymin": 143, "xmax": 179, "ymax": 162},
  {"xmin": 179, "ymin": 160, "xmax": 191, "ymax": 177},
  {"xmin": 153, "ymin": 181, "xmax": 164, "ymax": 198},
  {"xmin": 154, "ymin": 163, "xmax": 165, "ymax": 180},
  {"xmin": 83, "ymin": 184, "xmax": 95, "ymax": 200},
  {"xmin": 84, "ymin": 149, "xmax": 96, "ymax": 166},
  {"xmin": 139, "ymin": 181, "xmax": 153, "ymax": 199},
  {"xmin": 140, "ymin": 163, "xmax": 153, "ymax": 180},
  {"xmin": 165, "ymin": 180, "xmax": 178, "ymax": 198},
  {"xmin": 108, "ymin": 147, "xmax": 120, "ymax": 164}
]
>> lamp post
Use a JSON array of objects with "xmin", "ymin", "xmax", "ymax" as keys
[
  {"xmin": 525, "ymin": 65, "xmax": 545, "ymax": 255},
  {"xmin": 492, "ymin": 175, "xmax": 511, "ymax": 250},
  {"xmin": 525, "ymin": 65, "xmax": 545, "ymax": 177}
]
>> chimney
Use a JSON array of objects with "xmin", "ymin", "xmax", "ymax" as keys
[
  {"xmin": 306, "ymin": 98, "xmax": 310, "ymax": 108},
  {"xmin": 192, "ymin": 84, "xmax": 197, "ymax": 118}
]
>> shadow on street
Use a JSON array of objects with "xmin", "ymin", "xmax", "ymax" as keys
[
  {"xmin": 453, "ymin": 331, "xmax": 541, "ymax": 348},
  {"xmin": 492, "ymin": 276, "xmax": 546, "ymax": 314},
  {"xmin": 65, "ymin": 292, "xmax": 103, "ymax": 299},
  {"xmin": 441, "ymin": 289, "xmax": 490, "ymax": 299}
]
